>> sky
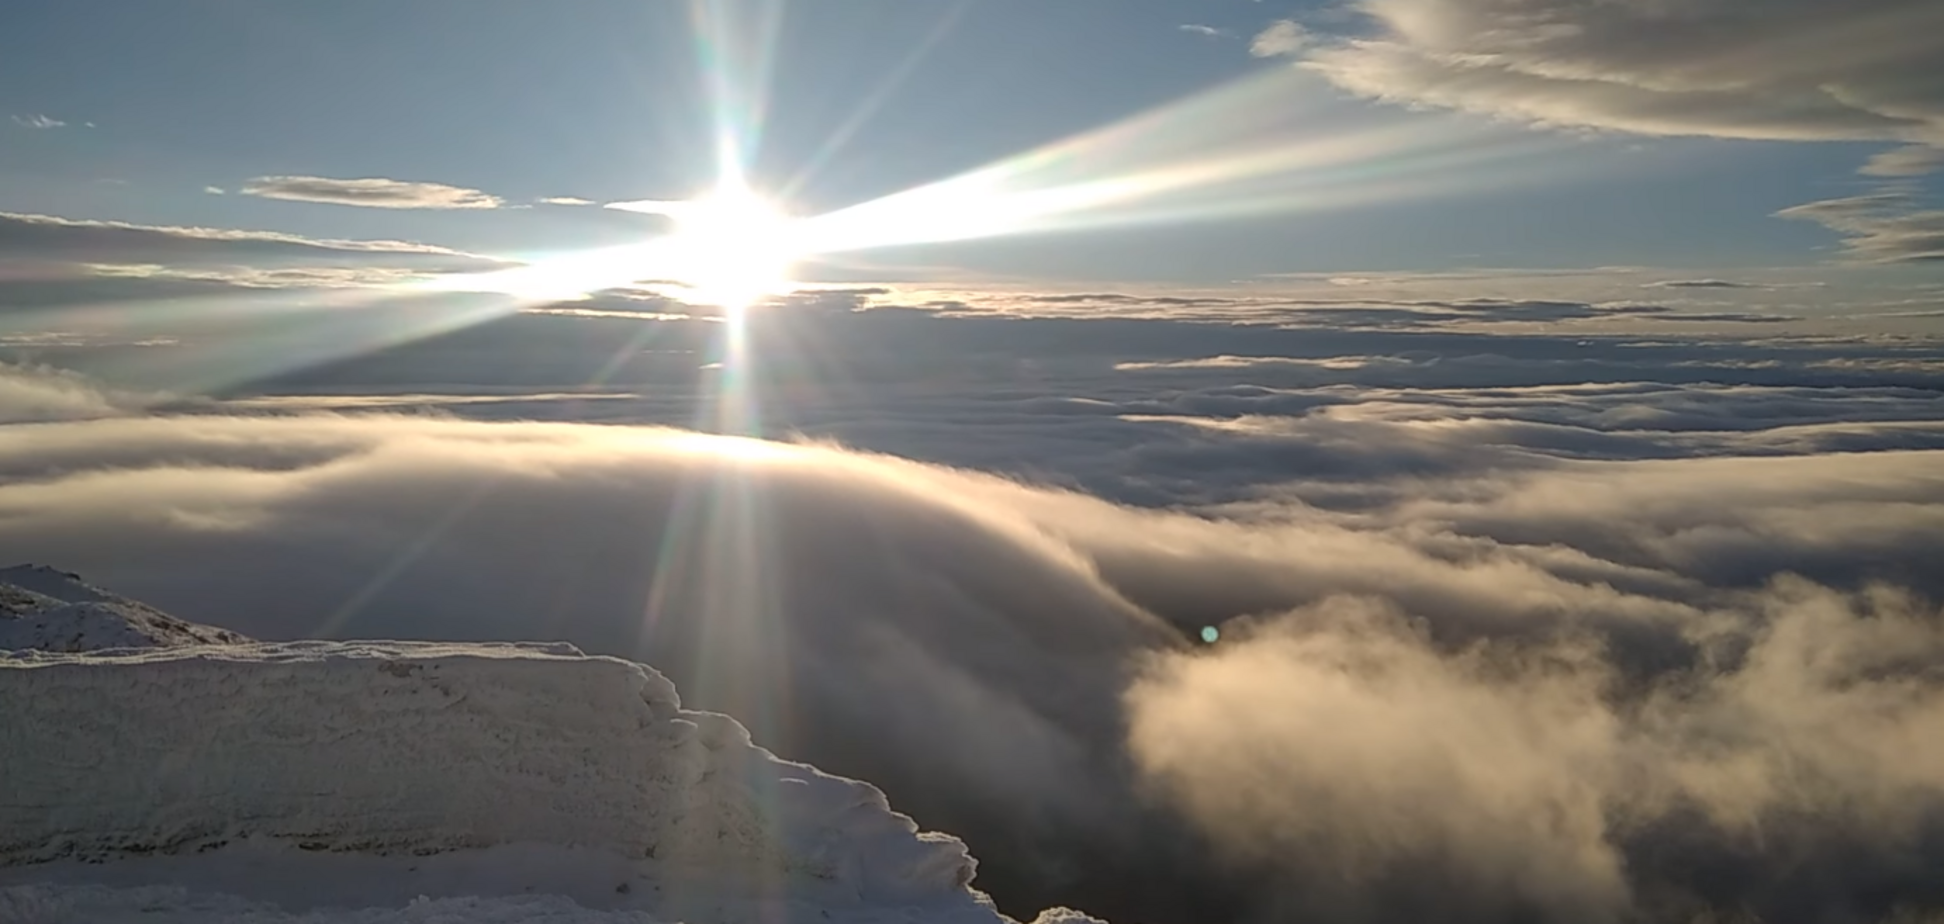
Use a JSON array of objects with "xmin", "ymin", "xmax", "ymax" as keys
[
  {"xmin": 2, "ymin": 0, "xmax": 1940, "ymax": 283},
  {"xmin": 4, "ymin": 3, "xmax": 1944, "ymax": 924}
]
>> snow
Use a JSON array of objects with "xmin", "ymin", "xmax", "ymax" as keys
[
  {"xmin": 0, "ymin": 564, "xmax": 250, "ymax": 652},
  {"xmin": 0, "ymin": 641, "xmax": 1103, "ymax": 924}
]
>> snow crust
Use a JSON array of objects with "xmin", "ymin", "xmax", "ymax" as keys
[
  {"xmin": 0, "ymin": 564, "xmax": 250, "ymax": 652},
  {"xmin": 0, "ymin": 642, "xmax": 1096, "ymax": 924}
]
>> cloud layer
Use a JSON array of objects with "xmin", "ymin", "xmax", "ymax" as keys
[
  {"xmin": 1, "ymin": 382, "xmax": 1942, "ymax": 921},
  {"xmin": 5, "ymin": 249, "xmax": 1944, "ymax": 923}
]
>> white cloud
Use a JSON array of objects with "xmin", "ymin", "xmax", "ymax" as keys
[
  {"xmin": 239, "ymin": 175, "xmax": 506, "ymax": 210},
  {"xmin": 537, "ymin": 196, "xmax": 597, "ymax": 206},
  {"xmin": 10, "ymin": 114, "xmax": 66, "ymax": 129},
  {"xmin": 1272, "ymin": 0, "xmax": 1944, "ymax": 168},
  {"xmin": 1127, "ymin": 579, "xmax": 1944, "ymax": 922},
  {"xmin": 202, "ymin": 186, "xmax": 225, "ymax": 195},
  {"xmin": 0, "ymin": 363, "xmax": 141, "ymax": 422},
  {"xmin": 1249, "ymin": 19, "xmax": 1308, "ymax": 58},
  {"xmin": 1178, "ymin": 24, "xmax": 1228, "ymax": 38}
]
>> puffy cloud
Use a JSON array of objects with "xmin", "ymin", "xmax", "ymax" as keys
[
  {"xmin": 239, "ymin": 175, "xmax": 506, "ymax": 210},
  {"xmin": 0, "ymin": 362, "xmax": 141, "ymax": 422},
  {"xmin": 1249, "ymin": 19, "xmax": 1309, "ymax": 58},
  {"xmin": 1127, "ymin": 580, "xmax": 1944, "ymax": 923},
  {"xmin": 1128, "ymin": 599, "xmax": 1632, "ymax": 922},
  {"xmin": 1270, "ymin": 0, "xmax": 1944, "ymax": 163},
  {"xmin": 1777, "ymin": 193, "xmax": 1944, "ymax": 263}
]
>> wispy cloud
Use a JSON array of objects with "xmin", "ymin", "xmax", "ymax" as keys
[
  {"xmin": 1178, "ymin": 24, "xmax": 1229, "ymax": 39},
  {"xmin": 1862, "ymin": 145, "xmax": 1944, "ymax": 177},
  {"xmin": 1268, "ymin": 0, "xmax": 1944, "ymax": 175},
  {"xmin": 0, "ymin": 211, "xmax": 510, "ymax": 281},
  {"xmin": 10, "ymin": 114, "xmax": 66, "ymax": 130},
  {"xmin": 1642, "ymin": 279, "xmax": 1761, "ymax": 290},
  {"xmin": 238, "ymin": 175, "xmax": 505, "ymax": 210},
  {"xmin": 1777, "ymin": 193, "xmax": 1944, "ymax": 264},
  {"xmin": 537, "ymin": 196, "xmax": 596, "ymax": 206}
]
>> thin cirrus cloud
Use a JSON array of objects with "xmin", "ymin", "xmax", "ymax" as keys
[
  {"xmin": 1255, "ymin": 0, "xmax": 1944, "ymax": 174},
  {"xmin": 10, "ymin": 114, "xmax": 67, "ymax": 129},
  {"xmin": 238, "ymin": 175, "xmax": 506, "ymax": 209},
  {"xmin": 1640, "ymin": 279, "xmax": 1763, "ymax": 289},
  {"xmin": 1776, "ymin": 193, "xmax": 1944, "ymax": 263},
  {"xmin": 1861, "ymin": 144, "xmax": 1944, "ymax": 178},
  {"xmin": 0, "ymin": 210, "xmax": 504, "ymax": 267}
]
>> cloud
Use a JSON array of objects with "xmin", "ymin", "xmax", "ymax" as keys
[
  {"xmin": 2, "ymin": 367, "xmax": 1944, "ymax": 921},
  {"xmin": 0, "ymin": 211, "xmax": 495, "ymax": 265},
  {"xmin": 1777, "ymin": 193, "xmax": 1944, "ymax": 263},
  {"xmin": 0, "ymin": 362, "xmax": 143, "ymax": 422},
  {"xmin": 203, "ymin": 186, "xmax": 225, "ymax": 195},
  {"xmin": 537, "ymin": 196, "xmax": 597, "ymax": 206},
  {"xmin": 7, "ymin": 281, "xmax": 1944, "ymax": 920},
  {"xmin": 1641, "ymin": 279, "xmax": 1761, "ymax": 290},
  {"xmin": 1249, "ymin": 19, "xmax": 1309, "ymax": 58},
  {"xmin": 1272, "ymin": 0, "xmax": 1944, "ymax": 164},
  {"xmin": 1127, "ymin": 581, "xmax": 1944, "ymax": 923},
  {"xmin": 1178, "ymin": 24, "xmax": 1228, "ymax": 38},
  {"xmin": 10, "ymin": 114, "xmax": 66, "ymax": 129},
  {"xmin": 0, "ymin": 411, "xmax": 1205, "ymax": 921},
  {"xmin": 238, "ymin": 175, "xmax": 506, "ymax": 210},
  {"xmin": 1862, "ymin": 144, "xmax": 1944, "ymax": 177}
]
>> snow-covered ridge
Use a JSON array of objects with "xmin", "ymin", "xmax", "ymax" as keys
[
  {"xmin": 0, "ymin": 564, "xmax": 250, "ymax": 652},
  {"xmin": 0, "ymin": 641, "xmax": 1064, "ymax": 923}
]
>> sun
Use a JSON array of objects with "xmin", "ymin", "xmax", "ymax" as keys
[
  {"xmin": 412, "ymin": 180, "xmax": 806, "ymax": 312},
  {"xmin": 612, "ymin": 184, "xmax": 803, "ymax": 312}
]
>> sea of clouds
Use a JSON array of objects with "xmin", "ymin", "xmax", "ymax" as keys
[{"xmin": 5, "ymin": 265, "xmax": 1944, "ymax": 924}]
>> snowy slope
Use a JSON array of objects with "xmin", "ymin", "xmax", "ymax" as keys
[
  {"xmin": 0, "ymin": 564, "xmax": 250, "ymax": 651},
  {"xmin": 0, "ymin": 642, "xmax": 1099, "ymax": 924}
]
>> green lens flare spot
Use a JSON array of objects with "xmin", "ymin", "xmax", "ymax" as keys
[{"xmin": 1199, "ymin": 626, "xmax": 1220, "ymax": 644}]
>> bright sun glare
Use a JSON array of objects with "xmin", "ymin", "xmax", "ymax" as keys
[
  {"xmin": 422, "ymin": 181, "xmax": 804, "ymax": 313},
  {"xmin": 610, "ymin": 184, "xmax": 803, "ymax": 312},
  {"xmin": 420, "ymin": 53, "xmax": 1571, "ymax": 321}
]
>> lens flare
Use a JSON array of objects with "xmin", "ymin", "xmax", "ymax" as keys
[{"xmin": 607, "ymin": 183, "xmax": 803, "ymax": 312}]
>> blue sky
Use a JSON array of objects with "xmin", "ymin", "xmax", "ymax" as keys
[{"xmin": 1, "ymin": 0, "xmax": 1939, "ymax": 283}]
